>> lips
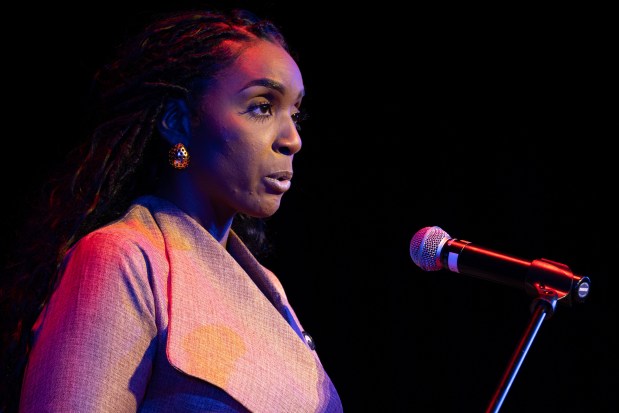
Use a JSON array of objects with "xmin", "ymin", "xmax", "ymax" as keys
[{"xmin": 264, "ymin": 170, "xmax": 293, "ymax": 193}]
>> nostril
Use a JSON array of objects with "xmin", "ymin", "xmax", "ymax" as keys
[{"xmin": 279, "ymin": 147, "xmax": 292, "ymax": 156}]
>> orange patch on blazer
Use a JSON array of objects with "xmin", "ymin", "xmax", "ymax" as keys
[{"xmin": 180, "ymin": 324, "xmax": 247, "ymax": 385}]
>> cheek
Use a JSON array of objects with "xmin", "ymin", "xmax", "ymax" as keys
[
  {"xmin": 191, "ymin": 110, "xmax": 234, "ymax": 157},
  {"xmin": 225, "ymin": 140, "xmax": 264, "ymax": 182},
  {"xmin": 194, "ymin": 126, "xmax": 257, "ymax": 182},
  {"xmin": 215, "ymin": 118, "xmax": 269, "ymax": 163},
  {"xmin": 193, "ymin": 107, "xmax": 272, "ymax": 176}
]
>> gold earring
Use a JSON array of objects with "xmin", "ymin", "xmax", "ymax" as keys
[{"xmin": 169, "ymin": 143, "xmax": 190, "ymax": 169}]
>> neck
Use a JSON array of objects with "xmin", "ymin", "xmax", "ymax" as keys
[{"xmin": 154, "ymin": 177, "xmax": 234, "ymax": 248}]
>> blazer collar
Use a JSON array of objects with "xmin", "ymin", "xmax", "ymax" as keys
[{"xmin": 139, "ymin": 196, "xmax": 333, "ymax": 412}]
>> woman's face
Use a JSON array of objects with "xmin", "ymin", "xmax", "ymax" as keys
[{"xmin": 188, "ymin": 39, "xmax": 304, "ymax": 223}]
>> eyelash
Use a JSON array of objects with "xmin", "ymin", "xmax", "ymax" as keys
[
  {"xmin": 291, "ymin": 111, "xmax": 309, "ymax": 131},
  {"xmin": 246, "ymin": 102, "xmax": 308, "ymax": 131}
]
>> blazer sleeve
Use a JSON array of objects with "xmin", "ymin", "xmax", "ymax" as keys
[{"xmin": 19, "ymin": 231, "xmax": 158, "ymax": 413}]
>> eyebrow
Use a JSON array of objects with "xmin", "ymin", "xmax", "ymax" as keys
[{"xmin": 240, "ymin": 78, "xmax": 305, "ymax": 99}]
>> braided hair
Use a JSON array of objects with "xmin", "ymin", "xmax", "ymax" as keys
[{"xmin": 0, "ymin": 9, "xmax": 289, "ymax": 412}]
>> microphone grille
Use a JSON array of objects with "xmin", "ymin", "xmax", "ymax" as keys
[{"xmin": 410, "ymin": 226, "xmax": 451, "ymax": 271}]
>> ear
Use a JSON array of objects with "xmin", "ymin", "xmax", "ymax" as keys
[{"xmin": 157, "ymin": 98, "xmax": 192, "ymax": 145}]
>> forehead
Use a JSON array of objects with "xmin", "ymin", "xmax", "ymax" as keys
[{"xmin": 216, "ymin": 39, "xmax": 304, "ymax": 97}]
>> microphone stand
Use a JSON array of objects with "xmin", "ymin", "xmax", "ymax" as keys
[{"xmin": 485, "ymin": 286, "xmax": 559, "ymax": 413}]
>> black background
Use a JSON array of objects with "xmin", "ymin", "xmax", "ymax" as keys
[{"xmin": 3, "ymin": 1, "xmax": 617, "ymax": 412}]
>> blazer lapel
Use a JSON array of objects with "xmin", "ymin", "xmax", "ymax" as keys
[
  {"xmin": 225, "ymin": 233, "xmax": 308, "ymax": 343},
  {"xmin": 148, "ymin": 199, "xmax": 329, "ymax": 412}
]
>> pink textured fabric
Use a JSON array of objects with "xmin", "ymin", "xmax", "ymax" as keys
[{"xmin": 20, "ymin": 195, "xmax": 343, "ymax": 412}]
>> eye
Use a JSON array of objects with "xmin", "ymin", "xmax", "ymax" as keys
[
  {"xmin": 245, "ymin": 102, "xmax": 274, "ymax": 121},
  {"xmin": 291, "ymin": 110, "xmax": 309, "ymax": 131}
]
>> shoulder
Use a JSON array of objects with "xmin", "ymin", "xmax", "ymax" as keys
[
  {"xmin": 84, "ymin": 202, "xmax": 164, "ymax": 247},
  {"xmin": 64, "ymin": 203, "xmax": 168, "ymax": 278}
]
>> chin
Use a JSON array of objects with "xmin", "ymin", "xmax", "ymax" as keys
[
  {"xmin": 258, "ymin": 198, "xmax": 282, "ymax": 218},
  {"xmin": 242, "ymin": 197, "xmax": 281, "ymax": 219}
]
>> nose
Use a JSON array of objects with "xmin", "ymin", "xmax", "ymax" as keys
[{"xmin": 273, "ymin": 116, "xmax": 302, "ymax": 156}]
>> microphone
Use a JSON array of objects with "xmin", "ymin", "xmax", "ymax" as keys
[{"xmin": 409, "ymin": 226, "xmax": 591, "ymax": 306}]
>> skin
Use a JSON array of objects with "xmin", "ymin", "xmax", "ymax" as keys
[{"xmin": 157, "ymin": 39, "xmax": 305, "ymax": 248}]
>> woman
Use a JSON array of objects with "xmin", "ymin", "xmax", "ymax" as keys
[{"xmin": 1, "ymin": 8, "xmax": 342, "ymax": 412}]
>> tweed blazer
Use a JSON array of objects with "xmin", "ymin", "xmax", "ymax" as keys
[{"xmin": 20, "ymin": 195, "xmax": 343, "ymax": 412}]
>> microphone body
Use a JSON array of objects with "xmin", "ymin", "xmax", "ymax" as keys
[{"xmin": 410, "ymin": 226, "xmax": 591, "ymax": 305}]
